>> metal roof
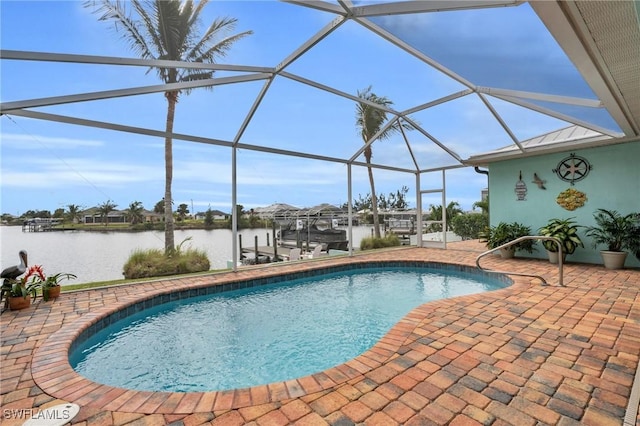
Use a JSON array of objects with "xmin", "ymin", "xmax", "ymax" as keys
[{"xmin": 465, "ymin": 124, "xmax": 618, "ymax": 165}]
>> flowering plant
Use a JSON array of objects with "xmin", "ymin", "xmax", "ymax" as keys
[
  {"xmin": 21, "ymin": 265, "xmax": 45, "ymax": 285},
  {"xmin": 23, "ymin": 265, "xmax": 77, "ymax": 289},
  {"xmin": 9, "ymin": 266, "xmax": 45, "ymax": 298}
]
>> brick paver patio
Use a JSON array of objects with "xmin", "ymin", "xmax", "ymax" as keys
[{"xmin": 1, "ymin": 242, "xmax": 639, "ymax": 425}]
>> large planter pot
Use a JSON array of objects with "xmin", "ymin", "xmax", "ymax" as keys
[
  {"xmin": 600, "ymin": 250, "xmax": 627, "ymax": 270},
  {"xmin": 8, "ymin": 295, "xmax": 31, "ymax": 311},
  {"xmin": 43, "ymin": 286, "xmax": 61, "ymax": 301},
  {"xmin": 499, "ymin": 247, "xmax": 515, "ymax": 259},
  {"xmin": 547, "ymin": 250, "xmax": 567, "ymax": 264}
]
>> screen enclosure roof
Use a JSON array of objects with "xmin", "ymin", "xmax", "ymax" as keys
[{"xmin": 1, "ymin": 0, "xmax": 639, "ymax": 177}]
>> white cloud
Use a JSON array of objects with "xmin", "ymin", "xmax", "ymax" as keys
[
  {"xmin": 0, "ymin": 133, "xmax": 104, "ymax": 149},
  {"xmin": 1, "ymin": 157, "xmax": 162, "ymax": 189},
  {"xmin": 174, "ymin": 156, "xmax": 347, "ymax": 187}
]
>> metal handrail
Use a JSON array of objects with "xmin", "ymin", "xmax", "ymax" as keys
[{"xmin": 476, "ymin": 236, "xmax": 564, "ymax": 286}]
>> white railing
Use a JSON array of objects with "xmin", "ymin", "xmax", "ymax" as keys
[{"xmin": 475, "ymin": 236, "xmax": 564, "ymax": 287}]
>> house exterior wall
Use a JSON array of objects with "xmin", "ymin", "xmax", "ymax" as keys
[
  {"xmin": 487, "ymin": 140, "xmax": 639, "ymax": 267},
  {"xmin": 83, "ymin": 214, "xmax": 126, "ymax": 224}
]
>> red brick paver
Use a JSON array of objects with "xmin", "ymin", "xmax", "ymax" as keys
[{"xmin": 1, "ymin": 243, "xmax": 639, "ymax": 425}]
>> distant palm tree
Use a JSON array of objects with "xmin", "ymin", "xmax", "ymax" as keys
[
  {"xmin": 86, "ymin": 0, "xmax": 252, "ymax": 255},
  {"xmin": 176, "ymin": 203, "xmax": 189, "ymax": 221},
  {"xmin": 66, "ymin": 204, "xmax": 83, "ymax": 224},
  {"xmin": 427, "ymin": 201, "xmax": 463, "ymax": 231},
  {"xmin": 126, "ymin": 201, "xmax": 145, "ymax": 225},
  {"xmin": 355, "ymin": 86, "xmax": 413, "ymax": 238},
  {"xmin": 97, "ymin": 200, "xmax": 118, "ymax": 226},
  {"xmin": 445, "ymin": 201, "xmax": 464, "ymax": 231},
  {"xmin": 473, "ymin": 199, "xmax": 489, "ymax": 215},
  {"xmin": 154, "ymin": 199, "xmax": 165, "ymax": 215}
]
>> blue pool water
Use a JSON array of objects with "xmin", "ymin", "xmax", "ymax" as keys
[{"xmin": 70, "ymin": 266, "xmax": 508, "ymax": 392}]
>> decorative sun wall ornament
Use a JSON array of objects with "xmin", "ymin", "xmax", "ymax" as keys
[
  {"xmin": 556, "ymin": 187, "xmax": 588, "ymax": 211},
  {"xmin": 515, "ymin": 171, "xmax": 527, "ymax": 201},
  {"xmin": 553, "ymin": 153, "xmax": 591, "ymax": 185}
]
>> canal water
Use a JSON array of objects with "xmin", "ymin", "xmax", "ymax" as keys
[{"xmin": 0, "ymin": 225, "xmax": 375, "ymax": 284}]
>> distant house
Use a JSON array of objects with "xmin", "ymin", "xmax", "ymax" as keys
[
  {"xmin": 82, "ymin": 207, "xmax": 126, "ymax": 224},
  {"xmin": 253, "ymin": 203, "xmax": 300, "ymax": 220},
  {"xmin": 194, "ymin": 210, "xmax": 229, "ymax": 221},
  {"xmin": 142, "ymin": 209, "xmax": 163, "ymax": 223},
  {"xmin": 81, "ymin": 207, "xmax": 163, "ymax": 224}
]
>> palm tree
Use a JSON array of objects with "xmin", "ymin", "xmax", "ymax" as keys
[
  {"xmin": 427, "ymin": 201, "xmax": 463, "ymax": 231},
  {"xmin": 445, "ymin": 201, "xmax": 464, "ymax": 230},
  {"xmin": 97, "ymin": 200, "xmax": 118, "ymax": 226},
  {"xmin": 473, "ymin": 199, "xmax": 489, "ymax": 215},
  {"xmin": 426, "ymin": 204, "xmax": 443, "ymax": 232},
  {"xmin": 176, "ymin": 203, "xmax": 189, "ymax": 221},
  {"xmin": 355, "ymin": 86, "xmax": 412, "ymax": 238},
  {"xmin": 126, "ymin": 201, "xmax": 145, "ymax": 225},
  {"xmin": 154, "ymin": 199, "xmax": 165, "ymax": 215},
  {"xmin": 87, "ymin": 0, "xmax": 252, "ymax": 255},
  {"xmin": 66, "ymin": 204, "xmax": 83, "ymax": 224}
]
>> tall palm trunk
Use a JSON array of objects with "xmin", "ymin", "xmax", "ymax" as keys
[
  {"xmin": 365, "ymin": 146, "xmax": 381, "ymax": 238},
  {"xmin": 356, "ymin": 86, "xmax": 406, "ymax": 239},
  {"xmin": 87, "ymin": 0, "xmax": 252, "ymax": 257},
  {"xmin": 164, "ymin": 91, "xmax": 177, "ymax": 255}
]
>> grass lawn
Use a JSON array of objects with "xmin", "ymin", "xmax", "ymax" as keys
[{"xmin": 61, "ymin": 268, "xmax": 228, "ymax": 292}]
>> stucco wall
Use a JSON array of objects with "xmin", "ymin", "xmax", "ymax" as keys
[{"xmin": 487, "ymin": 140, "xmax": 640, "ymax": 268}]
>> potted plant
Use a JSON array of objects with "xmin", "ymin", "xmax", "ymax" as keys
[
  {"xmin": 631, "ymin": 212, "xmax": 640, "ymax": 262},
  {"xmin": 483, "ymin": 221, "xmax": 535, "ymax": 258},
  {"xmin": 43, "ymin": 272, "xmax": 77, "ymax": 301},
  {"xmin": 26, "ymin": 265, "xmax": 76, "ymax": 302},
  {"xmin": 584, "ymin": 209, "xmax": 639, "ymax": 269},
  {"xmin": 538, "ymin": 218, "xmax": 584, "ymax": 263},
  {"xmin": 7, "ymin": 277, "xmax": 40, "ymax": 311}
]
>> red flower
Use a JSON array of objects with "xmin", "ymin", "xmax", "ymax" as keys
[{"xmin": 22, "ymin": 265, "xmax": 46, "ymax": 285}]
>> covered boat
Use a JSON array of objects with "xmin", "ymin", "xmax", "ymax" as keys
[
  {"xmin": 277, "ymin": 219, "xmax": 348, "ymax": 250},
  {"xmin": 276, "ymin": 203, "xmax": 349, "ymax": 250}
]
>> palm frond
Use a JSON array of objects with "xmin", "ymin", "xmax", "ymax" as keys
[
  {"xmin": 185, "ymin": 0, "xmax": 206, "ymax": 27},
  {"xmin": 132, "ymin": 1, "xmax": 165, "ymax": 55},
  {"xmin": 195, "ymin": 30, "xmax": 253, "ymax": 63},
  {"xmin": 355, "ymin": 86, "xmax": 404, "ymax": 143},
  {"xmin": 180, "ymin": 70, "xmax": 215, "ymax": 82},
  {"xmin": 85, "ymin": 0, "xmax": 155, "ymax": 61},
  {"xmin": 187, "ymin": 17, "xmax": 252, "ymax": 64},
  {"xmin": 179, "ymin": 70, "xmax": 215, "ymax": 95},
  {"xmin": 154, "ymin": 0, "xmax": 184, "ymax": 68}
]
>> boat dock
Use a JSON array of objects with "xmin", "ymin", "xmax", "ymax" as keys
[
  {"xmin": 385, "ymin": 218, "xmax": 416, "ymax": 236},
  {"xmin": 22, "ymin": 218, "xmax": 63, "ymax": 232},
  {"xmin": 240, "ymin": 245, "xmax": 291, "ymax": 262},
  {"xmin": 237, "ymin": 230, "xmax": 345, "ymax": 265},
  {"xmin": 238, "ymin": 233, "xmax": 302, "ymax": 264}
]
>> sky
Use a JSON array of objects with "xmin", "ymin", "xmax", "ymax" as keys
[{"xmin": 0, "ymin": 0, "xmax": 618, "ymax": 217}]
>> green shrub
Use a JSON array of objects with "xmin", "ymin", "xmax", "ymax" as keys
[
  {"xmin": 123, "ymin": 244, "xmax": 210, "ymax": 279},
  {"xmin": 131, "ymin": 222, "xmax": 163, "ymax": 231},
  {"xmin": 483, "ymin": 221, "xmax": 535, "ymax": 253},
  {"xmin": 451, "ymin": 212, "xmax": 488, "ymax": 240},
  {"xmin": 360, "ymin": 234, "xmax": 401, "ymax": 250}
]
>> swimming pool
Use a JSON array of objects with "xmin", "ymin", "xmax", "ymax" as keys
[{"xmin": 69, "ymin": 263, "xmax": 509, "ymax": 392}]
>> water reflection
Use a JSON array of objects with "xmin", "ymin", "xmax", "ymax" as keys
[{"xmin": 0, "ymin": 226, "xmax": 374, "ymax": 284}]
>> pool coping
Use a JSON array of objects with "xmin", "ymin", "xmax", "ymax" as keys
[
  {"xmin": 32, "ymin": 260, "xmax": 519, "ymax": 414},
  {"xmin": 5, "ymin": 244, "xmax": 639, "ymax": 425}
]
